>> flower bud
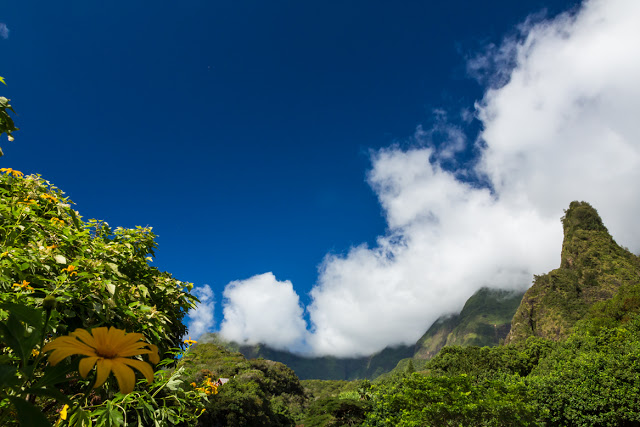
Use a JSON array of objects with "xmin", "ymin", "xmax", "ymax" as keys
[{"xmin": 42, "ymin": 295, "xmax": 57, "ymax": 311}]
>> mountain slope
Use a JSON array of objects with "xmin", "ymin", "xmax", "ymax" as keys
[
  {"xmin": 506, "ymin": 201, "xmax": 640, "ymax": 344},
  {"xmin": 414, "ymin": 287, "xmax": 525, "ymax": 359}
]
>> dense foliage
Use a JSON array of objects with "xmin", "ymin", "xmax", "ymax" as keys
[
  {"xmin": 0, "ymin": 169, "xmax": 204, "ymax": 426},
  {"xmin": 179, "ymin": 343, "xmax": 308, "ymax": 426},
  {"xmin": 358, "ymin": 312, "xmax": 640, "ymax": 426}
]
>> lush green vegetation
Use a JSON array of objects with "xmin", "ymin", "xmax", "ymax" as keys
[
  {"xmin": 414, "ymin": 287, "xmax": 524, "ymax": 359},
  {"xmin": 0, "ymin": 167, "xmax": 210, "ymax": 426},
  {"xmin": 179, "ymin": 343, "xmax": 308, "ymax": 426}
]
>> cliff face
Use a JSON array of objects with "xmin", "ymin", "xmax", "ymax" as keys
[
  {"xmin": 414, "ymin": 287, "xmax": 524, "ymax": 359},
  {"xmin": 506, "ymin": 201, "xmax": 640, "ymax": 344}
]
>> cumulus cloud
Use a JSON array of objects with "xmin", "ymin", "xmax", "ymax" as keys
[
  {"xmin": 308, "ymin": 0, "xmax": 640, "ymax": 356},
  {"xmin": 477, "ymin": 0, "xmax": 640, "ymax": 248},
  {"xmin": 219, "ymin": 273, "xmax": 308, "ymax": 351},
  {"xmin": 186, "ymin": 285, "xmax": 215, "ymax": 339},
  {"xmin": 219, "ymin": 0, "xmax": 640, "ymax": 356},
  {"xmin": 0, "ymin": 23, "xmax": 9, "ymax": 40}
]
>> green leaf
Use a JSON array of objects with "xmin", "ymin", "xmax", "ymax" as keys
[
  {"xmin": 69, "ymin": 406, "xmax": 92, "ymax": 427},
  {"xmin": 8, "ymin": 396, "xmax": 52, "ymax": 427},
  {"xmin": 25, "ymin": 386, "xmax": 73, "ymax": 405},
  {"xmin": 0, "ymin": 316, "xmax": 26, "ymax": 361},
  {"xmin": 0, "ymin": 303, "xmax": 44, "ymax": 326},
  {"xmin": 0, "ymin": 364, "xmax": 18, "ymax": 388},
  {"xmin": 69, "ymin": 208, "xmax": 81, "ymax": 230},
  {"xmin": 31, "ymin": 360, "xmax": 77, "ymax": 389}
]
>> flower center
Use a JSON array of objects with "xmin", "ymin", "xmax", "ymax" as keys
[{"xmin": 96, "ymin": 349, "xmax": 119, "ymax": 359}]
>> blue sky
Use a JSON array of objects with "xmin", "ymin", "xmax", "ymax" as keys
[{"xmin": 4, "ymin": 0, "xmax": 640, "ymax": 356}]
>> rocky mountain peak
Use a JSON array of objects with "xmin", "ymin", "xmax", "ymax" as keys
[{"xmin": 506, "ymin": 201, "xmax": 640, "ymax": 344}]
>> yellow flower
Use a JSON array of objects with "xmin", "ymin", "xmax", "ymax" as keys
[
  {"xmin": 12, "ymin": 280, "xmax": 34, "ymax": 291},
  {"xmin": 54, "ymin": 404, "xmax": 69, "ymax": 427},
  {"xmin": 43, "ymin": 326, "xmax": 160, "ymax": 394},
  {"xmin": 184, "ymin": 336, "xmax": 198, "ymax": 346},
  {"xmin": 190, "ymin": 382, "xmax": 197, "ymax": 387},
  {"xmin": 0, "ymin": 168, "xmax": 24, "ymax": 177},
  {"xmin": 62, "ymin": 265, "xmax": 78, "ymax": 276},
  {"xmin": 50, "ymin": 217, "xmax": 65, "ymax": 226},
  {"xmin": 1, "ymin": 251, "xmax": 8, "ymax": 257},
  {"xmin": 31, "ymin": 349, "xmax": 40, "ymax": 357},
  {"xmin": 18, "ymin": 198, "xmax": 38, "ymax": 206},
  {"xmin": 41, "ymin": 194, "xmax": 59, "ymax": 203},
  {"xmin": 60, "ymin": 404, "xmax": 68, "ymax": 420},
  {"xmin": 195, "ymin": 377, "xmax": 219, "ymax": 395}
]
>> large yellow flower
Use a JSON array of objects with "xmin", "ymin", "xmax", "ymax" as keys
[
  {"xmin": 43, "ymin": 327, "xmax": 160, "ymax": 394},
  {"xmin": 0, "ymin": 167, "xmax": 23, "ymax": 177},
  {"xmin": 184, "ymin": 336, "xmax": 198, "ymax": 346}
]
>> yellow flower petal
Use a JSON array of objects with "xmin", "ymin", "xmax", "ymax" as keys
[
  {"xmin": 118, "ymin": 358, "xmax": 155, "ymax": 383},
  {"xmin": 148, "ymin": 344, "xmax": 160, "ymax": 364},
  {"xmin": 94, "ymin": 358, "xmax": 113, "ymax": 389},
  {"xmin": 78, "ymin": 356, "xmax": 100, "ymax": 378},
  {"xmin": 70, "ymin": 328, "xmax": 97, "ymax": 348},
  {"xmin": 110, "ymin": 360, "xmax": 136, "ymax": 394},
  {"xmin": 43, "ymin": 337, "xmax": 98, "ymax": 365}
]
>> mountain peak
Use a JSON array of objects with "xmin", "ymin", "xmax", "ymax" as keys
[
  {"xmin": 506, "ymin": 201, "xmax": 640, "ymax": 344},
  {"xmin": 560, "ymin": 201, "xmax": 610, "ymax": 269}
]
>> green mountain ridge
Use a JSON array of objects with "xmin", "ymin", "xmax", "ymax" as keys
[{"xmin": 414, "ymin": 287, "xmax": 525, "ymax": 359}]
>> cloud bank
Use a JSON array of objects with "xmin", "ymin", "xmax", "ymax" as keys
[{"xmin": 219, "ymin": 0, "xmax": 640, "ymax": 357}]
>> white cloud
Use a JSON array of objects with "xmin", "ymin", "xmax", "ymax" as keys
[
  {"xmin": 0, "ymin": 23, "xmax": 8, "ymax": 40},
  {"xmin": 218, "ymin": 273, "xmax": 308, "ymax": 351},
  {"xmin": 219, "ymin": 0, "xmax": 640, "ymax": 357},
  {"xmin": 307, "ymin": 0, "xmax": 640, "ymax": 356},
  {"xmin": 186, "ymin": 285, "xmax": 215, "ymax": 339},
  {"xmin": 477, "ymin": 0, "xmax": 640, "ymax": 249}
]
